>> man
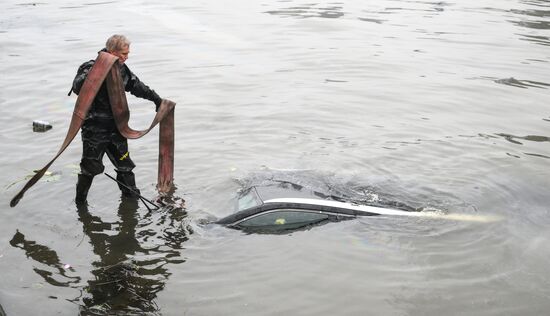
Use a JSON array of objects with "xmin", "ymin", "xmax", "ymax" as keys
[{"xmin": 71, "ymin": 34, "xmax": 162, "ymax": 204}]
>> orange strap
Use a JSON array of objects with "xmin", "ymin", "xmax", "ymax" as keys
[{"xmin": 10, "ymin": 52, "xmax": 175, "ymax": 207}]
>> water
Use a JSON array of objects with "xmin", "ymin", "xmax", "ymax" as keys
[{"xmin": 1, "ymin": 0, "xmax": 549, "ymax": 315}]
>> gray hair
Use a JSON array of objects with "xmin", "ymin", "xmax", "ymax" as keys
[{"xmin": 106, "ymin": 34, "xmax": 131, "ymax": 52}]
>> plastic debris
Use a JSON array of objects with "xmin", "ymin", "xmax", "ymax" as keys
[
  {"xmin": 275, "ymin": 218, "xmax": 286, "ymax": 225},
  {"xmin": 63, "ymin": 264, "xmax": 71, "ymax": 269},
  {"xmin": 31, "ymin": 283, "xmax": 44, "ymax": 289},
  {"xmin": 33, "ymin": 120, "xmax": 53, "ymax": 132},
  {"xmin": 30, "ymin": 170, "xmax": 61, "ymax": 182},
  {"xmin": 6, "ymin": 169, "xmax": 63, "ymax": 191}
]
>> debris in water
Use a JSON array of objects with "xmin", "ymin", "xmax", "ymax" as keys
[
  {"xmin": 31, "ymin": 283, "xmax": 44, "ymax": 289},
  {"xmin": 5, "ymin": 170, "xmax": 61, "ymax": 190},
  {"xmin": 33, "ymin": 120, "xmax": 52, "ymax": 132}
]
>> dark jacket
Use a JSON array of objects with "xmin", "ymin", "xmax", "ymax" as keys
[{"xmin": 71, "ymin": 49, "xmax": 162, "ymax": 122}]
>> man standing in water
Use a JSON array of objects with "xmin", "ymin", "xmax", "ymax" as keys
[{"xmin": 71, "ymin": 35, "xmax": 163, "ymax": 204}]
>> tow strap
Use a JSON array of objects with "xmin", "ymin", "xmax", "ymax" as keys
[{"xmin": 10, "ymin": 52, "xmax": 176, "ymax": 207}]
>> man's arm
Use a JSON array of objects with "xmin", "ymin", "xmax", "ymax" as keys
[
  {"xmin": 71, "ymin": 60, "xmax": 95, "ymax": 95},
  {"xmin": 123, "ymin": 66, "xmax": 162, "ymax": 111}
]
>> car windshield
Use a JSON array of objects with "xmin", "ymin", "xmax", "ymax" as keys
[
  {"xmin": 236, "ymin": 210, "xmax": 331, "ymax": 231},
  {"xmin": 236, "ymin": 187, "xmax": 263, "ymax": 211}
]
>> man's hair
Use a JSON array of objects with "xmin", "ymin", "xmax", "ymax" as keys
[{"xmin": 106, "ymin": 34, "xmax": 131, "ymax": 52}]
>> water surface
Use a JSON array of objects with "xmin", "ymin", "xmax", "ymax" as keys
[{"xmin": 1, "ymin": 0, "xmax": 549, "ymax": 315}]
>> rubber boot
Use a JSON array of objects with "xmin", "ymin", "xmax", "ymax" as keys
[
  {"xmin": 76, "ymin": 174, "xmax": 94, "ymax": 205},
  {"xmin": 116, "ymin": 172, "xmax": 141, "ymax": 198}
]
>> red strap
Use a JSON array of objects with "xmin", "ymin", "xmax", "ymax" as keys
[{"xmin": 105, "ymin": 59, "xmax": 176, "ymax": 193}]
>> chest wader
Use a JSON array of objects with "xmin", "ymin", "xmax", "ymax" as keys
[
  {"xmin": 10, "ymin": 52, "xmax": 176, "ymax": 207},
  {"xmin": 76, "ymin": 121, "xmax": 140, "ymax": 204}
]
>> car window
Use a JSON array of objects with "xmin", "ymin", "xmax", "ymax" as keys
[
  {"xmin": 237, "ymin": 188, "xmax": 262, "ymax": 211},
  {"xmin": 236, "ymin": 210, "xmax": 329, "ymax": 229}
]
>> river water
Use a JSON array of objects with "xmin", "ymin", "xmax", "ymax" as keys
[{"xmin": 1, "ymin": 0, "xmax": 549, "ymax": 315}]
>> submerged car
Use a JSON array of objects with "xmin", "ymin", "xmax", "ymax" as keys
[{"xmin": 216, "ymin": 182, "xmax": 414, "ymax": 232}]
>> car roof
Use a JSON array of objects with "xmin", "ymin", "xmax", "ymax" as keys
[{"xmin": 253, "ymin": 182, "xmax": 335, "ymax": 202}]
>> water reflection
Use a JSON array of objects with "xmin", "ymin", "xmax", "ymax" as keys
[
  {"xmin": 511, "ymin": 1, "xmax": 550, "ymax": 45},
  {"xmin": 497, "ymin": 133, "xmax": 550, "ymax": 159},
  {"xmin": 512, "ymin": 18, "xmax": 550, "ymax": 30},
  {"xmin": 357, "ymin": 0, "xmax": 450, "ymax": 22},
  {"xmin": 518, "ymin": 34, "xmax": 550, "ymax": 46},
  {"xmin": 358, "ymin": 17, "xmax": 386, "ymax": 24},
  {"xmin": 496, "ymin": 133, "xmax": 549, "ymax": 145},
  {"xmin": 9, "ymin": 231, "xmax": 81, "ymax": 288},
  {"xmin": 512, "ymin": 8, "xmax": 550, "ymax": 29},
  {"xmin": 494, "ymin": 77, "xmax": 550, "ymax": 89},
  {"xmin": 9, "ymin": 197, "xmax": 189, "ymax": 315},
  {"xmin": 265, "ymin": 1, "xmax": 453, "ymax": 20},
  {"xmin": 265, "ymin": 4, "xmax": 345, "ymax": 19},
  {"xmin": 74, "ymin": 197, "xmax": 188, "ymax": 314}
]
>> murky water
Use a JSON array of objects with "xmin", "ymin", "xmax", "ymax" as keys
[{"xmin": 1, "ymin": 0, "xmax": 549, "ymax": 315}]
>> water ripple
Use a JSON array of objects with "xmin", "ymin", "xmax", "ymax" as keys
[
  {"xmin": 2, "ymin": 0, "xmax": 550, "ymax": 314},
  {"xmin": 496, "ymin": 133, "xmax": 549, "ymax": 145},
  {"xmin": 265, "ymin": 4, "xmax": 345, "ymax": 19},
  {"xmin": 494, "ymin": 77, "xmax": 550, "ymax": 89}
]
